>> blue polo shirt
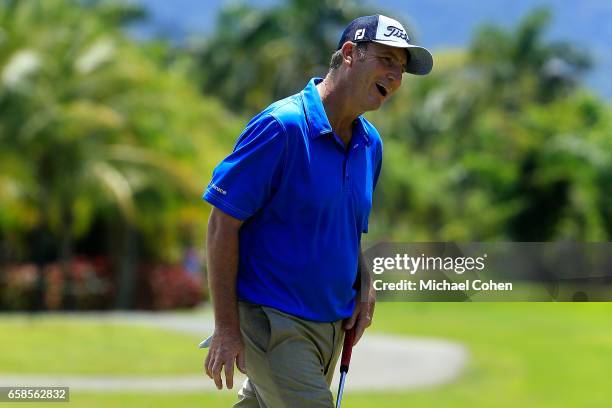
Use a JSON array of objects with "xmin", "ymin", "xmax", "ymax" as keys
[{"xmin": 203, "ymin": 78, "xmax": 383, "ymax": 322}]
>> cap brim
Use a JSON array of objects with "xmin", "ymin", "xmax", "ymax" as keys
[{"xmin": 372, "ymin": 40, "xmax": 433, "ymax": 75}]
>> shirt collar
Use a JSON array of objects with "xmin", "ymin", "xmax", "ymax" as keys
[
  {"xmin": 353, "ymin": 116, "xmax": 372, "ymax": 146},
  {"xmin": 301, "ymin": 77, "xmax": 371, "ymax": 146},
  {"xmin": 301, "ymin": 78, "xmax": 332, "ymax": 139}
]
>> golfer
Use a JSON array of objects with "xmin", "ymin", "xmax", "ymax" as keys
[{"xmin": 201, "ymin": 14, "xmax": 432, "ymax": 407}]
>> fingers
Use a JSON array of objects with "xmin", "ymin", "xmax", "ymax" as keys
[
  {"xmin": 352, "ymin": 308, "xmax": 373, "ymax": 346},
  {"xmin": 369, "ymin": 296, "xmax": 376, "ymax": 318},
  {"xmin": 205, "ymin": 350, "xmax": 245, "ymax": 389},
  {"xmin": 225, "ymin": 360, "xmax": 235, "ymax": 389},
  {"xmin": 237, "ymin": 350, "xmax": 247, "ymax": 374},
  {"xmin": 212, "ymin": 360, "xmax": 223, "ymax": 389},
  {"xmin": 203, "ymin": 331, "xmax": 246, "ymax": 390},
  {"xmin": 204, "ymin": 351, "xmax": 212, "ymax": 378},
  {"xmin": 352, "ymin": 318, "xmax": 366, "ymax": 346}
]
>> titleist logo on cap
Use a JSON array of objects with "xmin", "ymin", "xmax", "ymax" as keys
[
  {"xmin": 374, "ymin": 15, "xmax": 410, "ymax": 44},
  {"xmin": 384, "ymin": 25, "xmax": 409, "ymax": 41}
]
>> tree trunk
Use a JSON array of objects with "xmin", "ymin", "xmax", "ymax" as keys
[
  {"xmin": 115, "ymin": 223, "xmax": 137, "ymax": 309},
  {"xmin": 31, "ymin": 202, "xmax": 55, "ymax": 311},
  {"xmin": 60, "ymin": 204, "xmax": 76, "ymax": 310}
]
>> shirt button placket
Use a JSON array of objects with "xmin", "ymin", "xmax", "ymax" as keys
[{"xmin": 344, "ymin": 151, "xmax": 351, "ymax": 192}]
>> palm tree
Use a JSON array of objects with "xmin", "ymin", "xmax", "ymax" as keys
[
  {"xmin": 470, "ymin": 8, "xmax": 591, "ymax": 105},
  {"xmin": 193, "ymin": 0, "xmax": 376, "ymax": 114},
  {"xmin": 365, "ymin": 8, "xmax": 605, "ymax": 243},
  {"xmin": 0, "ymin": 0, "xmax": 232, "ymax": 309}
]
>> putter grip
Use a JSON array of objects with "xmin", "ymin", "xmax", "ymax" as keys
[{"xmin": 339, "ymin": 328, "xmax": 356, "ymax": 373}]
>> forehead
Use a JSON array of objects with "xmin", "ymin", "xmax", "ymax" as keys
[{"xmin": 368, "ymin": 42, "xmax": 408, "ymax": 65}]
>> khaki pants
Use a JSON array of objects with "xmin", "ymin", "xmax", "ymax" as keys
[{"xmin": 234, "ymin": 301, "xmax": 344, "ymax": 408}]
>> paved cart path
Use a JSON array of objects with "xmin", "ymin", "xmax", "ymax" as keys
[{"xmin": 0, "ymin": 310, "xmax": 468, "ymax": 392}]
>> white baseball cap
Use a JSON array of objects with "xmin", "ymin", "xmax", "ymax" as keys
[{"xmin": 337, "ymin": 14, "xmax": 433, "ymax": 75}]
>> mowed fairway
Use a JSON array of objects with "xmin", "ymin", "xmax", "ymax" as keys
[
  {"xmin": 0, "ymin": 319, "xmax": 201, "ymax": 375},
  {"xmin": 1, "ymin": 303, "xmax": 610, "ymax": 407}
]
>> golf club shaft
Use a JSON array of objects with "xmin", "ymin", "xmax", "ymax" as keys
[
  {"xmin": 335, "ymin": 371, "xmax": 347, "ymax": 408},
  {"xmin": 335, "ymin": 328, "xmax": 356, "ymax": 408}
]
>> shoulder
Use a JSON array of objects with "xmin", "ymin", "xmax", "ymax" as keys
[
  {"xmin": 261, "ymin": 93, "xmax": 308, "ymax": 135},
  {"xmin": 237, "ymin": 93, "xmax": 309, "ymax": 157},
  {"xmin": 234, "ymin": 109, "xmax": 288, "ymax": 153},
  {"xmin": 238, "ymin": 94, "xmax": 301, "ymax": 141}
]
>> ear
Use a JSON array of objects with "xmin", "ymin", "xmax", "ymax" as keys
[{"xmin": 341, "ymin": 41, "xmax": 356, "ymax": 67}]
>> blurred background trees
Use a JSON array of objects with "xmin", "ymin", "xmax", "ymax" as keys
[
  {"xmin": 0, "ymin": 0, "xmax": 240, "ymax": 310},
  {"xmin": 367, "ymin": 7, "xmax": 612, "ymax": 242},
  {"xmin": 193, "ymin": 0, "xmax": 374, "ymax": 114},
  {"xmin": 1, "ymin": 0, "xmax": 611, "ymax": 310}
]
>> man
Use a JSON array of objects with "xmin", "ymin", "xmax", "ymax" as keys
[{"xmin": 201, "ymin": 14, "xmax": 432, "ymax": 407}]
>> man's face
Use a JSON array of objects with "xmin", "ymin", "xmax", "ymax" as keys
[{"xmin": 348, "ymin": 42, "xmax": 407, "ymax": 111}]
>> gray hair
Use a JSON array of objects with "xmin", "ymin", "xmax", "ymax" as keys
[{"xmin": 329, "ymin": 42, "xmax": 369, "ymax": 71}]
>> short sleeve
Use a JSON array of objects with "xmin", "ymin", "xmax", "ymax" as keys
[{"xmin": 203, "ymin": 114, "xmax": 286, "ymax": 220}]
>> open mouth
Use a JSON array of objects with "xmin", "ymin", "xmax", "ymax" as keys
[{"xmin": 375, "ymin": 82, "xmax": 388, "ymax": 97}]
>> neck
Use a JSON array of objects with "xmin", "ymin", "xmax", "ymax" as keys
[{"xmin": 316, "ymin": 73, "xmax": 362, "ymax": 145}]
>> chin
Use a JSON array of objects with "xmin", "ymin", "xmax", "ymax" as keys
[{"xmin": 365, "ymin": 98, "xmax": 383, "ymax": 112}]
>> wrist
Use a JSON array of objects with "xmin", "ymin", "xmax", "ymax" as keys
[{"xmin": 215, "ymin": 321, "xmax": 241, "ymax": 336}]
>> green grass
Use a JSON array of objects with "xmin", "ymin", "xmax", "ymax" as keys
[
  {"xmin": 0, "ymin": 392, "xmax": 233, "ymax": 408},
  {"xmin": 0, "ymin": 318, "xmax": 202, "ymax": 375},
  {"xmin": 364, "ymin": 302, "xmax": 612, "ymax": 408},
  {"xmin": 1, "ymin": 303, "xmax": 611, "ymax": 407}
]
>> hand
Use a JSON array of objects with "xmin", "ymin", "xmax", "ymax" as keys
[
  {"xmin": 343, "ymin": 281, "xmax": 376, "ymax": 346},
  {"xmin": 204, "ymin": 327, "xmax": 247, "ymax": 390}
]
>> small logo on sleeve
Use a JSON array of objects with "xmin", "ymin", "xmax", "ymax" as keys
[{"xmin": 209, "ymin": 183, "xmax": 227, "ymax": 195}]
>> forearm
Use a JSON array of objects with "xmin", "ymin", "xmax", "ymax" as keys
[
  {"xmin": 345, "ymin": 245, "xmax": 376, "ymax": 343},
  {"xmin": 357, "ymin": 246, "xmax": 373, "ymax": 297},
  {"xmin": 206, "ymin": 209, "xmax": 242, "ymax": 332}
]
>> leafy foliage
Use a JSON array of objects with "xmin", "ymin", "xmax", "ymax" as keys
[
  {"xmin": 0, "ymin": 0, "xmax": 239, "ymax": 262},
  {"xmin": 1, "ymin": 0, "xmax": 611, "ymax": 309},
  {"xmin": 367, "ymin": 9, "xmax": 611, "ymax": 241},
  {"xmin": 193, "ymin": 0, "xmax": 375, "ymax": 114},
  {"xmin": 0, "ymin": 0, "xmax": 241, "ymax": 308}
]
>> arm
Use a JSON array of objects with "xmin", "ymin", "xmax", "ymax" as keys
[
  {"xmin": 343, "ymin": 246, "xmax": 376, "ymax": 346},
  {"xmin": 203, "ymin": 207, "xmax": 245, "ymax": 390}
]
